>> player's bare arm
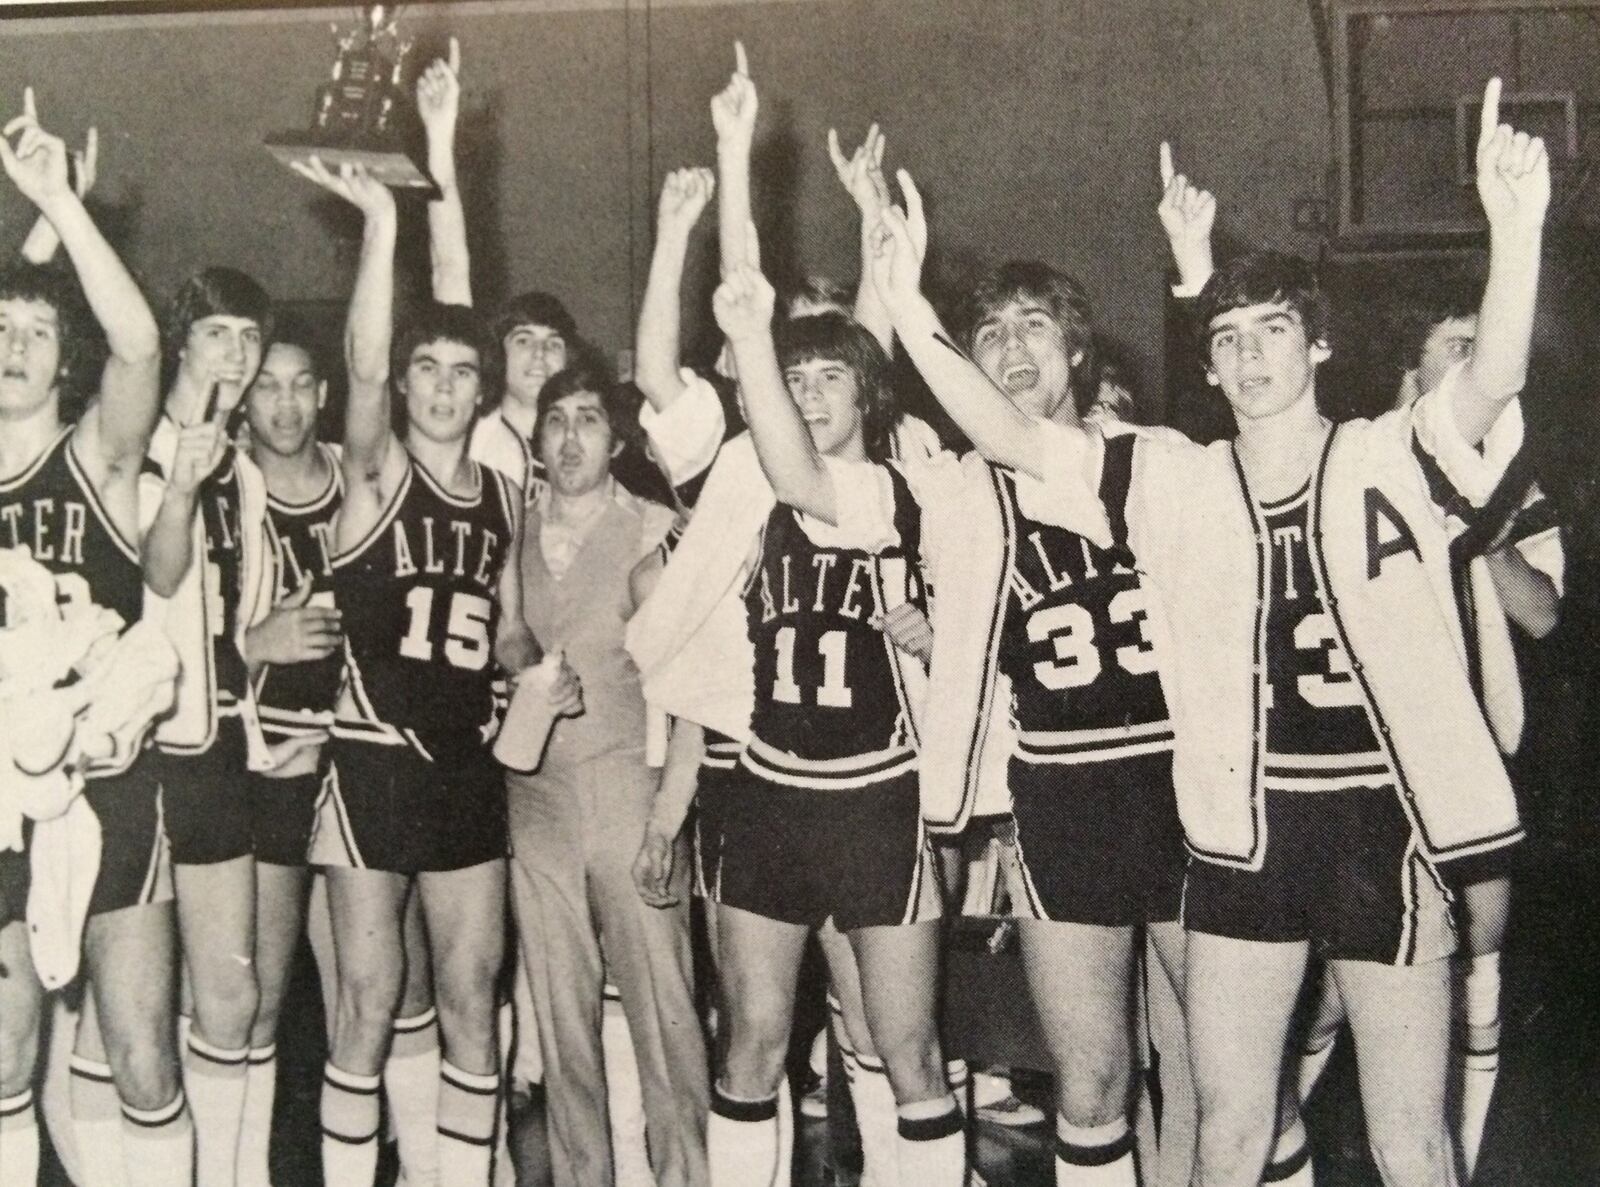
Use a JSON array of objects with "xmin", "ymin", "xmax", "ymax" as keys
[
  {"xmin": 17, "ymin": 119, "xmax": 94, "ymax": 265},
  {"xmin": 635, "ymin": 166, "xmax": 714, "ymax": 411},
  {"xmin": 292, "ymin": 157, "xmax": 404, "ymax": 548},
  {"xmin": 713, "ymin": 235, "xmax": 838, "ymax": 524},
  {"xmin": 1486, "ymin": 545, "xmax": 1560, "ymax": 638},
  {"xmin": 711, "ymin": 40, "xmax": 757, "ymax": 279},
  {"xmin": 141, "ymin": 401, "xmax": 228, "ymax": 595},
  {"xmin": 870, "ymin": 185, "xmax": 1048, "ymax": 479},
  {"xmin": 828, "ymin": 122, "xmax": 897, "ymax": 352},
  {"xmin": 420, "ymin": 37, "xmax": 471, "ymax": 307},
  {"xmin": 3, "ymin": 91, "xmax": 160, "ymax": 493},
  {"xmin": 1157, "ymin": 140, "xmax": 1217, "ymax": 295},
  {"xmin": 1454, "ymin": 77, "xmax": 1550, "ymax": 444},
  {"xmin": 494, "ymin": 493, "xmax": 541, "ymax": 674}
]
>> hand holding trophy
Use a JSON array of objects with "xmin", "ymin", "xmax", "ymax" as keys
[{"xmin": 264, "ymin": 5, "xmax": 438, "ymax": 192}]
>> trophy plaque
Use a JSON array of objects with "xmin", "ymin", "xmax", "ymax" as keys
[{"xmin": 265, "ymin": 5, "xmax": 436, "ymax": 192}]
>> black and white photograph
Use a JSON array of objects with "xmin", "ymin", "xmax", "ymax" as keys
[{"xmin": 0, "ymin": 2, "xmax": 1597, "ymax": 1185}]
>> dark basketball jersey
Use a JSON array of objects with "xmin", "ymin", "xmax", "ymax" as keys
[
  {"xmin": 0, "ymin": 427, "xmax": 142, "ymax": 627},
  {"xmin": 255, "ymin": 443, "xmax": 343, "ymax": 741},
  {"xmin": 993, "ymin": 466, "xmax": 1173, "ymax": 764},
  {"xmin": 333, "ymin": 457, "xmax": 515, "ymax": 765},
  {"xmin": 740, "ymin": 465, "xmax": 923, "ymax": 789},
  {"xmin": 1260, "ymin": 481, "xmax": 1392, "ymax": 792}
]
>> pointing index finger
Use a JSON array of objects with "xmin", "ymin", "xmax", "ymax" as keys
[
  {"xmin": 23, "ymin": 86, "xmax": 36, "ymax": 123},
  {"xmin": 734, "ymin": 40, "xmax": 749, "ymax": 77},
  {"xmin": 448, "ymin": 35, "xmax": 461, "ymax": 75},
  {"xmin": 1480, "ymin": 77, "xmax": 1502, "ymax": 144},
  {"xmin": 1160, "ymin": 141, "xmax": 1174, "ymax": 189}
]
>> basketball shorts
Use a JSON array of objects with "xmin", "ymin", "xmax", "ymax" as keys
[
  {"xmin": 1182, "ymin": 786, "xmax": 1456, "ymax": 965},
  {"xmin": 247, "ymin": 766, "xmax": 324, "ymax": 867},
  {"xmin": 691, "ymin": 733, "xmax": 743, "ymax": 901},
  {"xmin": 1436, "ymin": 839, "xmax": 1522, "ymax": 893},
  {"xmin": 0, "ymin": 847, "xmax": 28, "ymax": 931},
  {"xmin": 84, "ymin": 755, "xmax": 171, "ymax": 916},
  {"xmin": 311, "ymin": 738, "xmax": 506, "ymax": 874},
  {"xmin": 1004, "ymin": 749, "xmax": 1184, "ymax": 927},
  {"xmin": 156, "ymin": 714, "xmax": 252, "ymax": 866},
  {"xmin": 713, "ymin": 765, "xmax": 939, "ymax": 932}
]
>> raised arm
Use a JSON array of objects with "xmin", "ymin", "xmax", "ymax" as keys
[
  {"xmin": 291, "ymin": 159, "xmax": 399, "ymax": 480},
  {"xmin": 869, "ymin": 182, "xmax": 1048, "ymax": 479},
  {"xmin": 1455, "ymin": 78, "xmax": 1549, "ymax": 444},
  {"xmin": 828, "ymin": 124, "xmax": 899, "ymax": 352},
  {"xmin": 635, "ymin": 167, "xmax": 714, "ymax": 411},
  {"xmin": 712, "ymin": 239, "xmax": 837, "ymax": 521},
  {"xmin": 419, "ymin": 38, "xmax": 472, "ymax": 306},
  {"xmin": 1157, "ymin": 141, "xmax": 1216, "ymax": 295},
  {"xmin": 710, "ymin": 41, "xmax": 758, "ymax": 278},
  {"xmin": 3, "ymin": 93, "xmax": 159, "ymax": 468},
  {"xmin": 18, "ymin": 121, "xmax": 93, "ymax": 265}
]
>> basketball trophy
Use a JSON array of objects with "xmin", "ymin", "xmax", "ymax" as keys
[{"xmin": 265, "ymin": 5, "xmax": 436, "ymax": 191}]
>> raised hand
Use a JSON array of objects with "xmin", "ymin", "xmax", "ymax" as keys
[
  {"xmin": 868, "ymin": 198, "xmax": 924, "ymax": 314},
  {"xmin": 290, "ymin": 155, "xmax": 395, "ymax": 222},
  {"xmin": 1, "ymin": 88, "xmax": 74, "ymax": 211},
  {"xmin": 1157, "ymin": 141, "xmax": 1216, "ymax": 289},
  {"xmin": 828, "ymin": 123, "xmax": 890, "ymax": 217},
  {"xmin": 710, "ymin": 40, "xmax": 758, "ymax": 153},
  {"xmin": 72, "ymin": 125, "xmax": 97, "ymax": 199},
  {"xmin": 168, "ymin": 396, "xmax": 229, "ymax": 496},
  {"xmin": 657, "ymin": 166, "xmax": 715, "ymax": 239},
  {"xmin": 1475, "ymin": 77, "xmax": 1549, "ymax": 235},
  {"xmin": 712, "ymin": 254, "xmax": 775, "ymax": 345},
  {"xmin": 416, "ymin": 37, "xmax": 461, "ymax": 141}
]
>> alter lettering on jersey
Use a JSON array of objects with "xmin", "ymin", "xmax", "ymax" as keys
[
  {"xmin": 1271, "ymin": 524, "xmax": 1304, "ymax": 600},
  {"xmin": 759, "ymin": 550, "xmax": 877, "ymax": 625},
  {"xmin": 390, "ymin": 515, "xmax": 501, "ymax": 586},
  {"xmin": 1, "ymin": 497, "xmax": 89, "ymax": 565},
  {"xmin": 277, "ymin": 522, "xmax": 335, "ymax": 591},
  {"xmin": 1364, "ymin": 488, "xmax": 1422, "ymax": 580}
]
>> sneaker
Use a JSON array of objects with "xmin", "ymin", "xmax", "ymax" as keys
[
  {"xmin": 971, "ymin": 1071, "xmax": 1046, "ymax": 1128},
  {"xmin": 798, "ymin": 1069, "xmax": 828, "ymax": 1119}
]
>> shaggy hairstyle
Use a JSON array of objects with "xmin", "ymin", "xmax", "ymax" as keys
[
  {"xmin": 1195, "ymin": 251, "xmax": 1331, "ymax": 365},
  {"xmin": 1390, "ymin": 273, "xmax": 1481, "ymax": 373},
  {"xmin": 392, "ymin": 301, "xmax": 503, "ymax": 406},
  {"xmin": 535, "ymin": 360, "xmax": 641, "ymax": 450},
  {"xmin": 775, "ymin": 312, "xmax": 898, "ymax": 465},
  {"xmin": 163, "ymin": 267, "xmax": 273, "ymax": 380},
  {"xmin": 0, "ymin": 263, "xmax": 94, "ymax": 417},
  {"xmin": 957, "ymin": 260, "xmax": 1099, "ymax": 413},
  {"xmin": 492, "ymin": 290, "xmax": 578, "ymax": 349},
  {"xmin": 782, "ymin": 275, "xmax": 855, "ymax": 319}
]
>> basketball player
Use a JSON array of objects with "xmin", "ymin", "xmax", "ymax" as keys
[
  {"xmin": 699, "ymin": 238, "xmax": 963, "ymax": 1184},
  {"xmin": 872, "ymin": 78, "xmax": 1547, "ymax": 1186},
  {"xmin": 0, "ymin": 92, "xmax": 189, "ymax": 1187},
  {"xmin": 290, "ymin": 153, "xmax": 549, "ymax": 1187}
]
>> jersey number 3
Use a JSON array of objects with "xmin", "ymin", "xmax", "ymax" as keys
[
  {"xmin": 773, "ymin": 626, "xmax": 852, "ymax": 708},
  {"xmin": 399, "ymin": 587, "xmax": 492, "ymax": 671}
]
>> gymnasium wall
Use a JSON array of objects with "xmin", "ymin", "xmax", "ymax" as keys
[{"xmin": 0, "ymin": 0, "xmax": 1331, "ymax": 414}]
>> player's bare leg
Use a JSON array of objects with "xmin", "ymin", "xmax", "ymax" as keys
[
  {"xmin": 0, "ymin": 918, "xmax": 44, "ymax": 1185},
  {"xmin": 420, "ymin": 859, "xmax": 507, "ymax": 1186},
  {"xmin": 240, "ymin": 862, "xmax": 310, "ymax": 1187},
  {"xmin": 1188, "ymin": 933, "xmax": 1308, "ymax": 1187},
  {"xmin": 1334, "ymin": 958, "xmax": 1456, "ymax": 1187}
]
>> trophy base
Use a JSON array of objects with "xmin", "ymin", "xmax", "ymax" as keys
[{"xmin": 265, "ymin": 133, "xmax": 439, "ymax": 196}]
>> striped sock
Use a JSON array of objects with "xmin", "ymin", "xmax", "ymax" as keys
[
  {"xmin": 1264, "ymin": 1117, "xmax": 1314, "ymax": 1184},
  {"xmin": 184, "ymin": 1029, "xmax": 248, "ymax": 1187},
  {"xmin": 1, "ymin": 1087, "xmax": 40, "ymax": 1187},
  {"xmin": 121, "ymin": 1091, "xmax": 194, "ymax": 1187},
  {"xmin": 1055, "ymin": 1115, "xmax": 1137, "ymax": 1185},
  {"xmin": 708, "ymin": 1085, "xmax": 780, "ymax": 1185},
  {"xmin": 895, "ymin": 1095, "xmax": 965, "ymax": 1186},
  {"xmin": 70, "ymin": 1054, "xmax": 129, "ymax": 1187},
  {"xmin": 321, "ymin": 1063, "xmax": 381, "ymax": 1187},
  {"xmin": 437, "ymin": 1061, "xmax": 498, "ymax": 1187},
  {"xmin": 385, "ymin": 1010, "xmax": 440, "ymax": 1187},
  {"xmin": 236, "ymin": 1045, "xmax": 276, "ymax": 1187},
  {"xmin": 1460, "ymin": 952, "xmax": 1502, "ymax": 1178},
  {"xmin": 847, "ymin": 1053, "xmax": 899, "ymax": 1187}
]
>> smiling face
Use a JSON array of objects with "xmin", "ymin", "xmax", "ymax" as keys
[
  {"xmin": 244, "ymin": 342, "xmax": 325, "ymax": 458},
  {"xmin": 178, "ymin": 314, "xmax": 263, "ymax": 417},
  {"xmin": 970, "ymin": 297, "xmax": 1079, "ymax": 422},
  {"xmin": 503, "ymin": 322, "xmax": 568, "ymax": 405},
  {"xmin": 783, "ymin": 356, "xmax": 865, "ymax": 460},
  {"xmin": 0, "ymin": 297, "xmax": 63, "ymax": 422},
  {"xmin": 399, "ymin": 337, "xmax": 483, "ymax": 445},
  {"xmin": 1205, "ymin": 301, "xmax": 1329, "ymax": 423},
  {"xmin": 539, "ymin": 389, "xmax": 618, "ymax": 498}
]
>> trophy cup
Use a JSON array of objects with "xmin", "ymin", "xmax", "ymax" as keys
[{"xmin": 265, "ymin": 5, "xmax": 436, "ymax": 191}]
